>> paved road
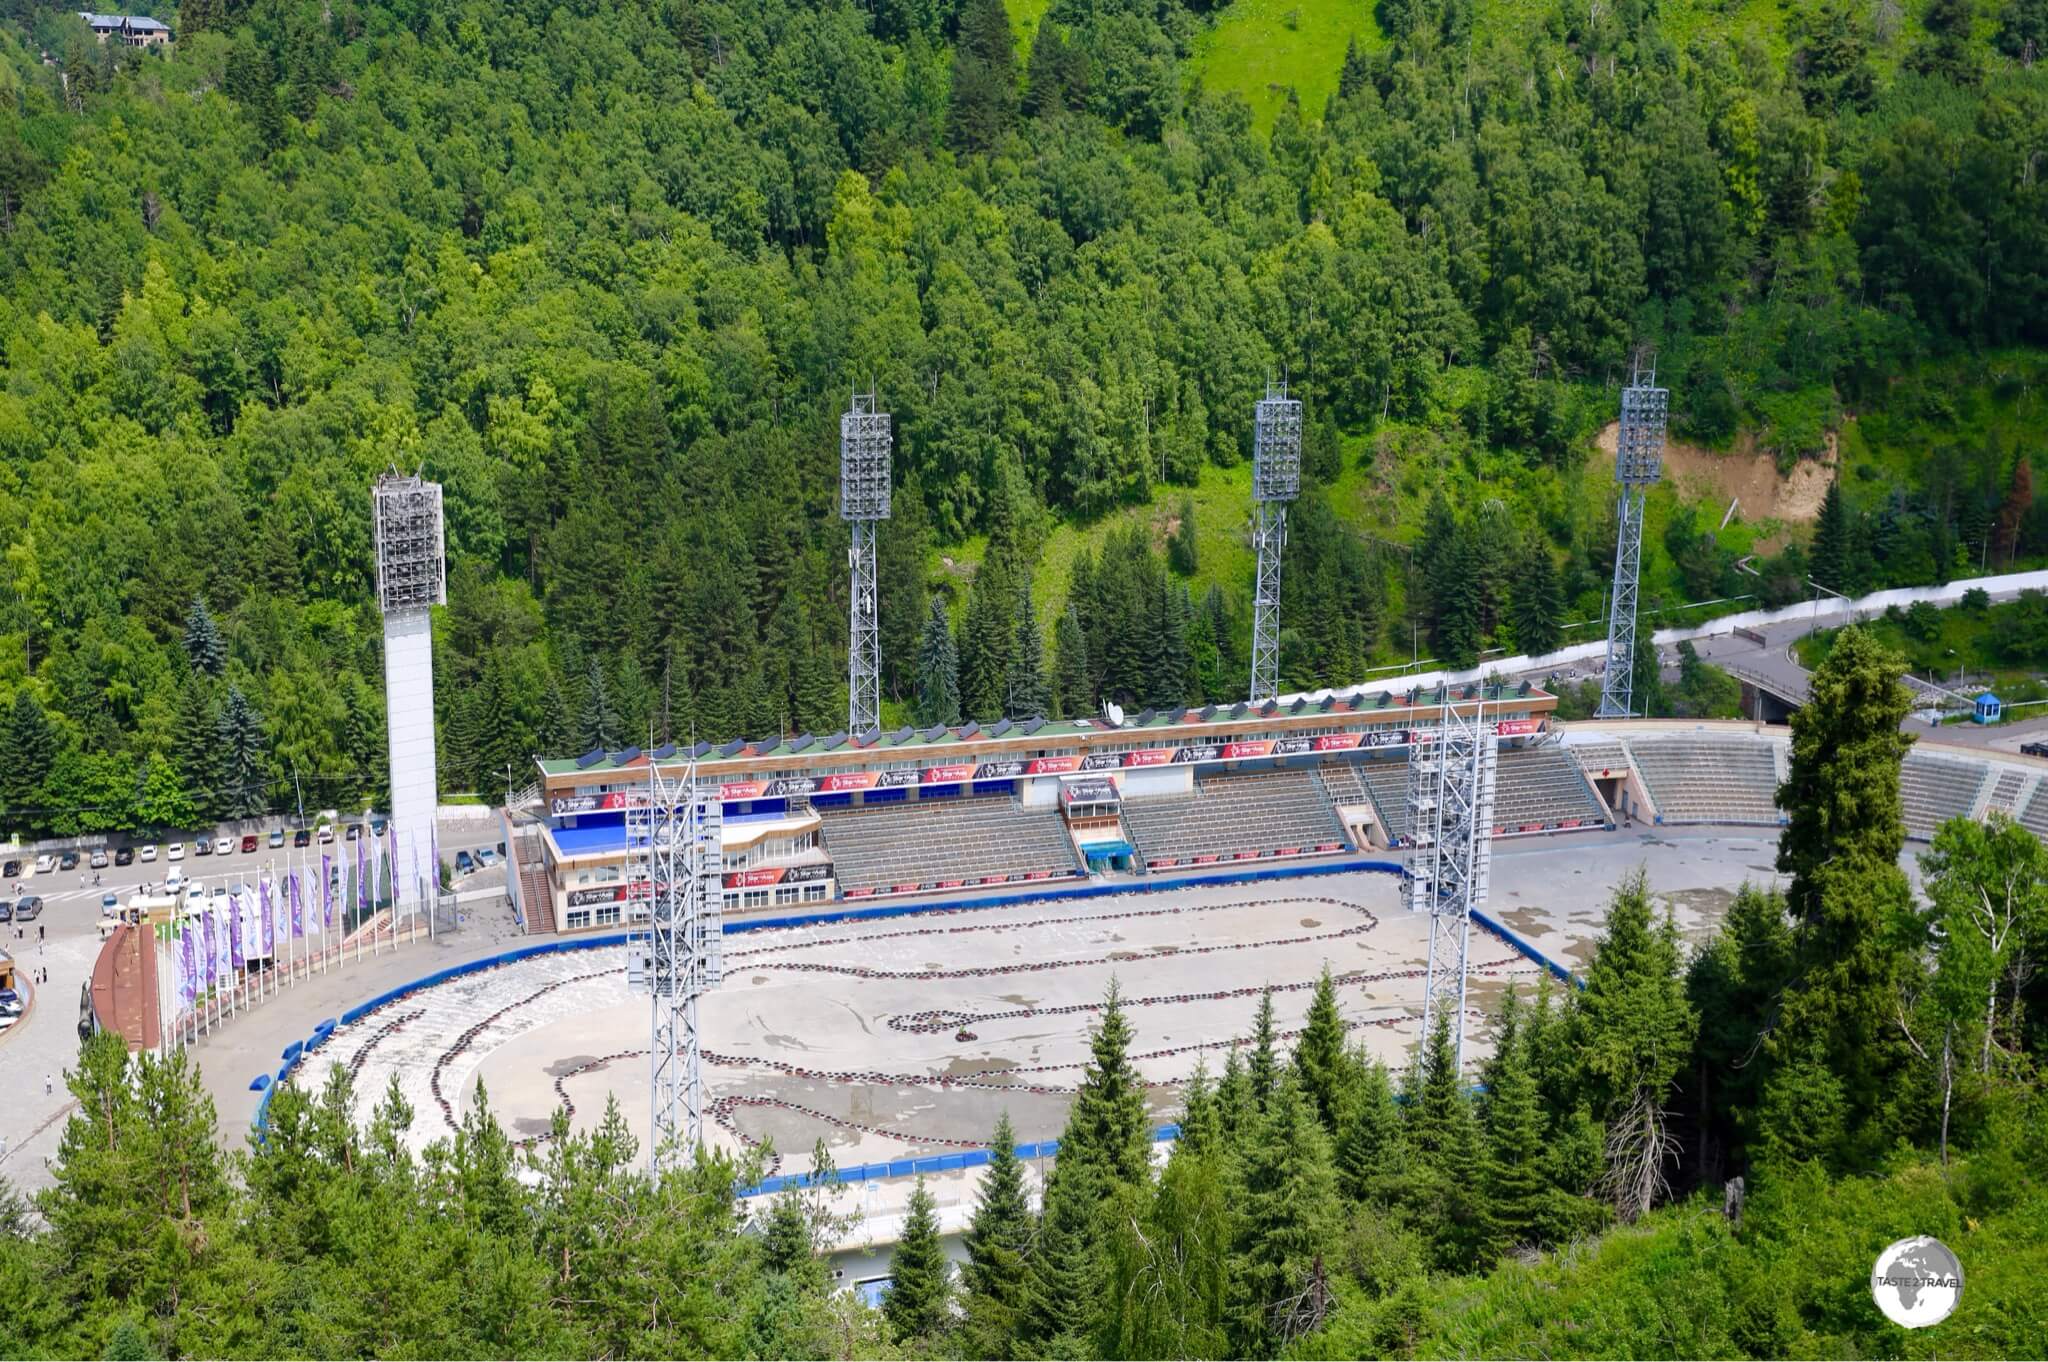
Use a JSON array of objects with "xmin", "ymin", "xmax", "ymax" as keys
[{"xmin": 0, "ymin": 815, "xmax": 513, "ymax": 1200}]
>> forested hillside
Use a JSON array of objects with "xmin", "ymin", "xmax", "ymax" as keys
[{"xmin": 0, "ymin": 0, "xmax": 2043, "ymax": 833}]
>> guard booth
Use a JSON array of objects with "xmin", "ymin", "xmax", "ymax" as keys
[
  {"xmin": 1974, "ymin": 693, "xmax": 2003, "ymax": 725},
  {"xmin": 1061, "ymin": 777, "xmax": 1133, "ymax": 872}
]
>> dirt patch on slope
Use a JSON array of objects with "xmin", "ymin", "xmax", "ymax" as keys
[{"xmin": 1593, "ymin": 424, "xmax": 1836, "ymax": 525}]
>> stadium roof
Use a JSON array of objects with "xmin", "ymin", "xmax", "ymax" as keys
[{"xmin": 536, "ymin": 679, "xmax": 1548, "ymax": 777}]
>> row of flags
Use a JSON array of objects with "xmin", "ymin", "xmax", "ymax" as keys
[{"xmin": 171, "ymin": 821, "xmax": 443, "ymax": 1013}]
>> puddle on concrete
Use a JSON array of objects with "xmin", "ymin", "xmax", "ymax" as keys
[
  {"xmin": 751, "ymin": 975, "xmax": 768, "ymax": 986},
  {"xmin": 998, "ymin": 993, "xmax": 1037, "ymax": 1007},
  {"xmin": 546, "ymin": 1054, "xmax": 601, "ymax": 1077},
  {"xmin": 1491, "ymin": 906, "xmax": 1548, "ymax": 937},
  {"xmin": 1109, "ymin": 950, "xmax": 1143, "ymax": 961},
  {"xmin": 514, "ymin": 1116, "xmax": 554, "ymax": 1136},
  {"xmin": 1299, "ymin": 917, "xmax": 1321, "ymax": 928}
]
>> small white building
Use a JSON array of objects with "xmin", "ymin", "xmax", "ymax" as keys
[{"xmin": 78, "ymin": 13, "xmax": 173, "ymax": 46}]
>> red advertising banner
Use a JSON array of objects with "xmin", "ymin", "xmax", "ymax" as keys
[
  {"xmin": 922, "ymin": 763, "xmax": 976, "ymax": 785},
  {"xmin": 1314, "ymin": 733, "xmax": 1363, "ymax": 752},
  {"xmin": 720, "ymin": 781, "xmax": 768, "ymax": 800},
  {"xmin": 1125, "ymin": 748, "xmax": 1174, "ymax": 767},
  {"xmin": 722, "ymin": 863, "xmax": 834, "ymax": 890},
  {"xmin": 821, "ymin": 771, "xmax": 879, "ymax": 793},
  {"xmin": 552, "ymin": 791, "xmax": 630, "ymax": 816},
  {"xmin": 1495, "ymin": 718, "xmax": 1542, "ymax": 736},
  {"xmin": 1223, "ymin": 740, "xmax": 1273, "ymax": 759},
  {"xmin": 1027, "ymin": 756, "xmax": 1079, "ymax": 774}
]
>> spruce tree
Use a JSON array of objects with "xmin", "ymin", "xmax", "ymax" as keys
[
  {"xmin": 217, "ymin": 685, "xmax": 269, "ymax": 819},
  {"xmin": 959, "ymin": 563, "xmax": 1016, "ymax": 722},
  {"xmin": 1512, "ymin": 541, "xmax": 1564, "ymax": 656},
  {"xmin": 1292, "ymin": 966, "xmax": 1349, "ymax": 1131},
  {"xmin": 1062, "ymin": 981, "xmax": 1151, "ymax": 1191},
  {"xmin": 1008, "ymin": 586, "xmax": 1050, "ymax": 719},
  {"xmin": 1433, "ymin": 535, "xmax": 1484, "ymax": 668},
  {"xmin": 1484, "ymin": 994, "xmax": 1550, "ymax": 1250},
  {"xmin": 1228, "ymin": 1074, "xmax": 1338, "ymax": 1355},
  {"xmin": 961, "ymin": 1112, "xmax": 1032, "ymax": 1357},
  {"xmin": 1215, "ymin": 1045, "xmax": 1254, "ymax": 1152},
  {"xmin": 915, "ymin": 599, "xmax": 961, "ymax": 727},
  {"xmin": 1810, "ymin": 480, "xmax": 1851, "ymax": 593},
  {"xmin": 885, "ymin": 1177, "xmax": 952, "ymax": 1343},
  {"xmin": 538, "ymin": 672, "xmax": 569, "ymax": 752},
  {"xmin": 1051, "ymin": 605, "xmax": 1091, "ymax": 719},
  {"xmin": 578, "ymin": 658, "xmax": 619, "ymax": 751},
  {"xmin": 1334, "ymin": 1059, "xmax": 1404, "ymax": 1205},
  {"xmin": 1770, "ymin": 625, "xmax": 1916, "ymax": 1154},
  {"xmin": 1017, "ymin": 1163, "xmax": 1097, "ymax": 1354},
  {"xmin": 183, "ymin": 593, "xmax": 226, "ymax": 677},
  {"xmin": 1176, "ymin": 1060, "xmax": 1220, "ymax": 1157},
  {"xmin": 1246, "ymin": 987, "xmax": 1279, "ymax": 1114},
  {"xmin": 759, "ymin": 1190, "xmax": 820, "ymax": 1282},
  {"xmin": 0, "ymin": 687, "xmax": 58, "ymax": 827},
  {"xmin": 948, "ymin": 0, "xmax": 1018, "ymax": 154}
]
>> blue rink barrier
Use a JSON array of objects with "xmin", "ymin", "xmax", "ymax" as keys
[{"xmin": 253, "ymin": 856, "xmax": 1579, "ymax": 1150}]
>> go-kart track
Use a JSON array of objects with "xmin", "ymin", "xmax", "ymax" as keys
[{"xmin": 322, "ymin": 831, "xmax": 1783, "ymax": 1172}]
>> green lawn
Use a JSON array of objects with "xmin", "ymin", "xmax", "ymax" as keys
[
  {"xmin": 1007, "ymin": 0, "xmax": 1051, "ymax": 45},
  {"xmin": 1190, "ymin": 0, "xmax": 1383, "ymax": 132}
]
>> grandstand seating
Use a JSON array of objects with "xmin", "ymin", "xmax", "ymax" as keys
[
  {"xmin": 1569, "ymin": 741, "xmax": 1632, "ymax": 783},
  {"xmin": 1983, "ymin": 767, "xmax": 2027, "ymax": 817},
  {"xmin": 1357, "ymin": 760, "xmax": 1413, "ymax": 843},
  {"xmin": 816, "ymin": 798, "xmax": 1083, "ymax": 894},
  {"xmin": 1122, "ymin": 769, "xmax": 1348, "ymax": 868},
  {"xmin": 1627, "ymin": 736, "xmax": 1783, "ymax": 824},
  {"xmin": 1901, "ymin": 752, "xmax": 1991, "ymax": 842},
  {"xmin": 1492, "ymin": 745, "xmax": 1610, "ymax": 832},
  {"xmin": 2019, "ymin": 779, "xmax": 2048, "ymax": 841},
  {"xmin": 1317, "ymin": 762, "xmax": 1370, "ymax": 809}
]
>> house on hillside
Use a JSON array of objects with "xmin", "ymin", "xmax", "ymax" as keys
[{"xmin": 77, "ymin": 13, "xmax": 173, "ymax": 46}]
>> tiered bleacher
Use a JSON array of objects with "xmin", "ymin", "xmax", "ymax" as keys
[
  {"xmin": 1569, "ymin": 741, "xmax": 1632, "ymax": 783},
  {"xmin": 1122, "ymin": 769, "xmax": 1348, "ymax": 869},
  {"xmin": 816, "ymin": 798, "xmax": 1082, "ymax": 896},
  {"xmin": 1984, "ymin": 767, "xmax": 2028, "ymax": 816},
  {"xmin": 1627, "ymin": 736, "xmax": 1784, "ymax": 825},
  {"xmin": 1356, "ymin": 760, "xmax": 1413, "ymax": 843},
  {"xmin": 1492, "ymin": 746, "xmax": 1610, "ymax": 833},
  {"xmin": 1316, "ymin": 762, "xmax": 1370, "ymax": 809},
  {"xmin": 1901, "ymin": 751, "xmax": 1991, "ymax": 842},
  {"xmin": 2019, "ymin": 780, "xmax": 2048, "ymax": 841}
]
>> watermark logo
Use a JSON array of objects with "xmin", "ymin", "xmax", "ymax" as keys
[{"xmin": 1871, "ymin": 1236, "xmax": 1963, "ymax": 1328}]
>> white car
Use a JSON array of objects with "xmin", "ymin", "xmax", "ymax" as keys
[
  {"xmin": 318, "ymin": 825, "xmax": 335, "ymax": 844},
  {"xmin": 32, "ymin": 854, "xmax": 53, "ymax": 874},
  {"xmin": 214, "ymin": 836, "xmax": 234, "ymax": 855},
  {"xmin": 164, "ymin": 870, "xmax": 184, "ymax": 894},
  {"xmin": 167, "ymin": 842, "xmax": 185, "ymax": 862},
  {"xmin": 140, "ymin": 844, "xmax": 158, "ymax": 863}
]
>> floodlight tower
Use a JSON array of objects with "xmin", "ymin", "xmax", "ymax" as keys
[
  {"xmin": 627, "ymin": 758, "xmax": 723, "ymax": 1175},
  {"xmin": 1405, "ymin": 689, "xmax": 1498, "ymax": 1075},
  {"xmin": 1597, "ymin": 359, "xmax": 1670, "ymax": 718},
  {"xmin": 371, "ymin": 474, "xmax": 445, "ymax": 928},
  {"xmin": 841, "ymin": 391, "xmax": 893, "ymax": 736},
  {"xmin": 1249, "ymin": 381, "xmax": 1303, "ymax": 703}
]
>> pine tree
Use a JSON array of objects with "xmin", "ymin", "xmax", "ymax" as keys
[
  {"xmin": 1292, "ymin": 966, "xmax": 1349, "ymax": 1131},
  {"xmin": 961, "ymin": 1112, "xmax": 1032, "ymax": 1357},
  {"xmin": 885, "ymin": 1177, "xmax": 952, "ymax": 1342},
  {"xmin": 184, "ymin": 594, "xmax": 226, "ymax": 677},
  {"xmin": 1008, "ymin": 586, "xmax": 1050, "ymax": 720},
  {"xmin": 948, "ymin": 0, "xmax": 1018, "ymax": 153},
  {"xmin": 1022, "ymin": 18, "xmax": 1070, "ymax": 119},
  {"xmin": 1017, "ymin": 1161, "xmax": 1097, "ymax": 1354},
  {"xmin": 914, "ymin": 599, "xmax": 961, "ymax": 727},
  {"xmin": 1061, "ymin": 981, "xmax": 1152, "ymax": 1192},
  {"xmin": 1512, "ymin": 542, "xmax": 1564, "ymax": 656},
  {"xmin": 1433, "ymin": 535, "xmax": 1484, "ymax": 668},
  {"xmin": 1406, "ymin": 1010, "xmax": 1464, "ymax": 1159},
  {"xmin": 758, "ymin": 1190, "xmax": 820, "ymax": 1283},
  {"xmin": 959, "ymin": 564, "xmax": 1015, "ymax": 723},
  {"xmin": 1051, "ymin": 606, "xmax": 1091, "ymax": 720},
  {"xmin": 1994, "ymin": 455, "xmax": 2034, "ymax": 566},
  {"xmin": 1246, "ymin": 987, "xmax": 1279, "ymax": 1114},
  {"xmin": 1228, "ymin": 1074, "xmax": 1338, "ymax": 1355},
  {"xmin": 1176, "ymin": 1060, "xmax": 1220, "ymax": 1157},
  {"xmin": 1215, "ymin": 1045, "xmax": 1255, "ymax": 1153},
  {"xmin": 217, "ymin": 685, "xmax": 269, "ymax": 819},
  {"xmin": 539, "ymin": 671, "xmax": 570, "ymax": 752},
  {"xmin": 1337, "ymin": 33, "xmax": 1372, "ymax": 98},
  {"xmin": 0, "ymin": 687, "xmax": 58, "ymax": 828}
]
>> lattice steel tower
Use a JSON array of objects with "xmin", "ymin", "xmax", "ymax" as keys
[
  {"xmin": 628, "ymin": 759, "xmax": 724, "ymax": 1175},
  {"xmin": 1405, "ymin": 688, "xmax": 1499, "ymax": 1075},
  {"xmin": 1597, "ymin": 360, "xmax": 1669, "ymax": 718},
  {"xmin": 1249, "ymin": 381, "xmax": 1302, "ymax": 703},
  {"xmin": 371, "ymin": 474, "xmax": 444, "ymax": 926},
  {"xmin": 841, "ymin": 391, "xmax": 893, "ymax": 735}
]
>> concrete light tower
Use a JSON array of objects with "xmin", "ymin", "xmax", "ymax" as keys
[{"xmin": 372, "ymin": 473, "xmax": 445, "ymax": 929}]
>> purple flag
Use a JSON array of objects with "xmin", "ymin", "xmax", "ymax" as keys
[
  {"xmin": 291, "ymin": 870, "xmax": 304, "ymax": 937},
  {"xmin": 431, "ymin": 830, "xmax": 441, "ymax": 894},
  {"xmin": 180, "ymin": 923, "xmax": 196, "ymax": 1007},
  {"xmin": 321, "ymin": 853, "xmax": 334, "ymax": 927},
  {"xmin": 258, "ymin": 878, "xmax": 272, "ymax": 957},
  {"xmin": 202, "ymin": 911, "xmax": 216, "ymax": 989},
  {"xmin": 356, "ymin": 831, "xmax": 369, "ymax": 910},
  {"xmin": 229, "ymin": 894, "xmax": 244, "ymax": 970}
]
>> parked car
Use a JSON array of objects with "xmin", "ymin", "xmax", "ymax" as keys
[
  {"xmin": 0, "ymin": 988, "xmax": 22, "ymax": 1017},
  {"xmin": 215, "ymin": 836, "xmax": 234, "ymax": 855},
  {"xmin": 59, "ymin": 851, "xmax": 79, "ymax": 871},
  {"xmin": 268, "ymin": 828, "xmax": 285, "ymax": 848},
  {"xmin": 166, "ymin": 842, "xmax": 184, "ymax": 862},
  {"xmin": 0, "ymin": 900, "xmax": 11, "ymax": 923},
  {"xmin": 293, "ymin": 828, "xmax": 312, "ymax": 847},
  {"xmin": 100, "ymin": 892, "xmax": 120, "ymax": 916},
  {"xmin": 33, "ymin": 854, "xmax": 53, "ymax": 874},
  {"xmin": 476, "ymin": 848, "xmax": 498, "ymax": 868},
  {"xmin": 193, "ymin": 838, "xmax": 212, "ymax": 857},
  {"xmin": 370, "ymin": 817, "xmax": 387, "ymax": 836},
  {"xmin": 139, "ymin": 844, "xmax": 158, "ymax": 863},
  {"xmin": 15, "ymin": 896, "xmax": 43, "ymax": 921},
  {"xmin": 318, "ymin": 825, "xmax": 335, "ymax": 844},
  {"xmin": 455, "ymin": 850, "xmax": 476, "ymax": 875},
  {"xmin": 346, "ymin": 823, "xmax": 362, "ymax": 842},
  {"xmin": 88, "ymin": 848, "xmax": 109, "ymax": 869},
  {"xmin": 1, "ymin": 859, "xmax": 17, "ymax": 878},
  {"xmin": 240, "ymin": 834, "xmax": 259, "ymax": 854},
  {"xmin": 164, "ymin": 868, "xmax": 184, "ymax": 893},
  {"xmin": 114, "ymin": 847, "xmax": 134, "ymax": 867}
]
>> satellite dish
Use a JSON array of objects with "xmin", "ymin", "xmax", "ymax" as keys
[{"xmin": 1105, "ymin": 702, "xmax": 1126, "ymax": 728}]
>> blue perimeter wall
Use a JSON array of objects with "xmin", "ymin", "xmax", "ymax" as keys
[{"xmin": 250, "ymin": 856, "xmax": 1578, "ymax": 1195}]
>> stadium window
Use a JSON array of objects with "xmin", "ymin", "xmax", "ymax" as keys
[
  {"xmin": 595, "ymin": 905, "xmax": 622, "ymax": 926},
  {"xmin": 775, "ymin": 887, "xmax": 798, "ymax": 904},
  {"xmin": 723, "ymin": 893, "xmax": 739, "ymax": 911},
  {"xmin": 803, "ymin": 884, "xmax": 826, "ymax": 902},
  {"xmin": 565, "ymin": 909, "xmax": 592, "ymax": 930},
  {"xmin": 743, "ymin": 890, "xmax": 770, "ymax": 908}
]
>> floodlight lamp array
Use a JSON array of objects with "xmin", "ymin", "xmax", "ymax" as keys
[
  {"xmin": 372, "ymin": 475, "xmax": 446, "ymax": 613},
  {"xmin": 1253, "ymin": 389, "xmax": 1303, "ymax": 504},
  {"xmin": 839, "ymin": 393, "xmax": 893, "ymax": 522}
]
